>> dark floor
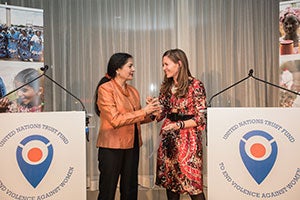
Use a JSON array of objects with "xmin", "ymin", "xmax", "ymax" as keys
[{"xmin": 87, "ymin": 185, "xmax": 207, "ymax": 200}]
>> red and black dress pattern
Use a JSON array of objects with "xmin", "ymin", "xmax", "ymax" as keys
[{"xmin": 155, "ymin": 77, "xmax": 206, "ymax": 195}]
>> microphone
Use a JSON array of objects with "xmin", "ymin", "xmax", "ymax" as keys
[
  {"xmin": 1, "ymin": 65, "xmax": 90, "ymax": 141},
  {"xmin": 42, "ymin": 71, "xmax": 87, "ymax": 112},
  {"xmin": 41, "ymin": 67, "xmax": 90, "ymax": 141},
  {"xmin": 248, "ymin": 69, "xmax": 254, "ymax": 76},
  {"xmin": 208, "ymin": 69, "xmax": 252, "ymax": 107},
  {"xmin": 208, "ymin": 69, "xmax": 300, "ymax": 107},
  {"xmin": 40, "ymin": 65, "xmax": 49, "ymax": 72},
  {"xmin": 249, "ymin": 69, "xmax": 300, "ymax": 97},
  {"xmin": 1, "ymin": 68, "xmax": 44, "ymax": 99}
]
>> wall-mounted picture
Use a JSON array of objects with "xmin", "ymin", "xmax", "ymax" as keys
[
  {"xmin": 0, "ymin": 4, "xmax": 44, "ymax": 112},
  {"xmin": 279, "ymin": 0, "xmax": 300, "ymax": 107}
]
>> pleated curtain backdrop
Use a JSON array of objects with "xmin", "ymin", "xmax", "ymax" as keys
[{"xmin": 3, "ymin": 0, "xmax": 280, "ymax": 191}]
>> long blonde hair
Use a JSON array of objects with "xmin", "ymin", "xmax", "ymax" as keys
[{"xmin": 160, "ymin": 49, "xmax": 192, "ymax": 97}]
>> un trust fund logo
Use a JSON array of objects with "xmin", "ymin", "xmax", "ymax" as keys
[
  {"xmin": 219, "ymin": 118, "xmax": 300, "ymax": 199},
  {"xmin": 16, "ymin": 135, "xmax": 53, "ymax": 188},
  {"xmin": 0, "ymin": 123, "xmax": 74, "ymax": 200},
  {"xmin": 239, "ymin": 130, "xmax": 278, "ymax": 185}
]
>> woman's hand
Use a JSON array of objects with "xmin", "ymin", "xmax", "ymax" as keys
[
  {"xmin": 162, "ymin": 122, "xmax": 180, "ymax": 132},
  {"xmin": 146, "ymin": 96, "xmax": 154, "ymax": 104},
  {"xmin": 143, "ymin": 97, "xmax": 161, "ymax": 115}
]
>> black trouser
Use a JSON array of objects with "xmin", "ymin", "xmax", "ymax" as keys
[{"xmin": 98, "ymin": 126, "xmax": 139, "ymax": 200}]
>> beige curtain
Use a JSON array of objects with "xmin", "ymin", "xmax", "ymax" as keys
[{"xmin": 5, "ymin": 0, "xmax": 280, "ymax": 191}]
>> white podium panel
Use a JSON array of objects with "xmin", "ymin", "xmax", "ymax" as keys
[
  {"xmin": 0, "ymin": 111, "xmax": 86, "ymax": 200},
  {"xmin": 207, "ymin": 108, "xmax": 300, "ymax": 200}
]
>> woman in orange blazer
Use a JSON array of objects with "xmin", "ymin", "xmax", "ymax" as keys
[{"xmin": 94, "ymin": 52, "xmax": 160, "ymax": 200}]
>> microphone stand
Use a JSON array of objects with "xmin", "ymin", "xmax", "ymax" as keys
[
  {"xmin": 2, "ymin": 72, "xmax": 44, "ymax": 99},
  {"xmin": 206, "ymin": 69, "xmax": 300, "ymax": 146},
  {"xmin": 41, "ymin": 66, "xmax": 91, "ymax": 141},
  {"xmin": 249, "ymin": 70, "xmax": 300, "ymax": 96},
  {"xmin": 208, "ymin": 70, "xmax": 253, "ymax": 107},
  {"xmin": 206, "ymin": 70, "xmax": 253, "ymax": 145},
  {"xmin": 208, "ymin": 69, "xmax": 300, "ymax": 107},
  {"xmin": 41, "ymin": 66, "xmax": 87, "ymax": 112},
  {"xmin": 1, "ymin": 65, "xmax": 90, "ymax": 141}
]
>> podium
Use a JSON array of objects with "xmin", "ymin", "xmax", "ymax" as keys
[
  {"xmin": 207, "ymin": 107, "xmax": 300, "ymax": 200},
  {"xmin": 0, "ymin": 111, "xmax": 86, "ymax": 200}
]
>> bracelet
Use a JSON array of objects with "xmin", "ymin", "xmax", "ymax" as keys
[
  {"xmin": 181, "ymin": 121, "xmax": 185, "ymax": 129},
  {"xmin": 176, "ymin": 121, "xmax": 185, "ymax": 129},
  {"xmin": 176, "ymin": 122, "xmax": 181, "ymax": 129}
]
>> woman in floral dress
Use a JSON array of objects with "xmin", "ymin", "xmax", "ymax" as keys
[{"xmin": 155, "ymin": 49, "xmax": 207, "ymax": 200}]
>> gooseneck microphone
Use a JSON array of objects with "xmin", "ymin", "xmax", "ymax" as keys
[
  {"xmin": 0, "ymin": 65, "xmax": 90, "ymax": 141},
  {"xmin": 208, "ymin": 69, "xmax": 252, "ymax": 107},
  {"xmin": 40, "ymin": 65, "xmax": 49, "ymax": 72},
  {"xmin": 1, "ymin": 69, "xmax": 44, "ymax": 99},
  {"xmin": 41, "ymin": 66, "xmax": 86, "ymax": 113},
  {"xmin": 249, "ymin": 69, "xmax": 299, "ymax": 97},
  {"xmin": 208, "ymin": 69, "xmax": 300, "ymax": 107},
  {"xmin": 39, "ymin": 65, "xmax": 90, "ymax": 141},
  {"xmin": 248, "ymin": 69, "xmax": 254, "ymax": 76}
]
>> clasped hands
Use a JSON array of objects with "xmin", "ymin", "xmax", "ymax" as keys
[{"xmin": 143, "ymin": 96, "xmax": 162, "ymax": 117}]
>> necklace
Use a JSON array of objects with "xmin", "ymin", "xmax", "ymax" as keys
[{"xmin": 171, "ymin": 85, "xmax": 177, "ymax": 94}]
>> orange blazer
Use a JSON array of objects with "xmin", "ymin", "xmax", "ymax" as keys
[{"xmin": 96, "ymin": 79, "xmax": 151, "ymax": 149}]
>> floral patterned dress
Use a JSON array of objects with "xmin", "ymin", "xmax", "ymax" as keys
[{"xmin": 155, "ymin": 77, "xmax": 207, "ymax": 195}]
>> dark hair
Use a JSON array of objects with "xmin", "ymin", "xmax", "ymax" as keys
[
  {"xmin": 94, "ymin": 53, "xmax": 133, "ymax": 116},
  {"xmin": 160, "ymin": 49, "xmax": 192, "ymax": 97},
  {"xmin": 14, "ymin": 68, "xmax": 41, "ymax": 91},
  {"xmin": 280, "ymin": 7, "xmax": 300, "ymax": 23}
]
